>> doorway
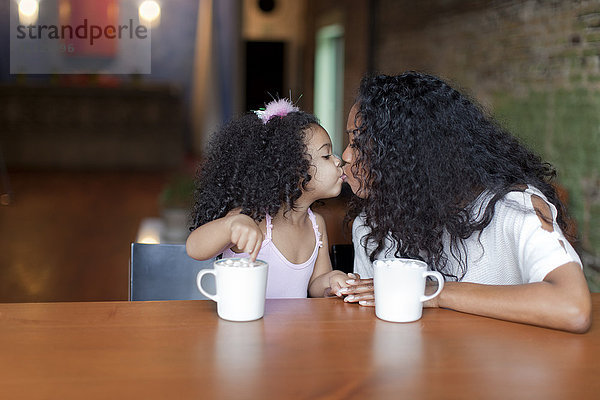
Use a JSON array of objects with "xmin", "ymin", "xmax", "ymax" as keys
[{"xmin": 245, "ymin": 41, "xmax": 285, "ymax": 111}]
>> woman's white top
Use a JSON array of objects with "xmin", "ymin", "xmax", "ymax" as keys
[{"xmin": 352, "ymin": 186, "xmax": 582, "ymax": 283}]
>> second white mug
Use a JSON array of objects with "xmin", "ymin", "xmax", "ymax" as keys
[{"xmin": 373, "ymin": 258, "xmax": 444, "ymax": 323}]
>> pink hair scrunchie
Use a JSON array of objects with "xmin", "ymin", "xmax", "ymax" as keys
[{"xmin": 254, "ymin": 98, "xmax": 299, "ymax": 124}]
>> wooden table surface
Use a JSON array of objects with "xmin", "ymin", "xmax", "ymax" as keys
[{"xmin": 1, "ymin": 295, "xmax": 599, "ymax": 399}]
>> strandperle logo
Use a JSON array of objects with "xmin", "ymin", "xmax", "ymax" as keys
[
  {"xmin": 9, "ymin": 0, "xmax": 152, "ymax": 74},
  {"xmin": 15, "ymin": 18, "xmax": 149, "ymax": 47}
]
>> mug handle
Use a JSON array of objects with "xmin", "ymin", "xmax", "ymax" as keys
[
  {"xmin": 420, "ymin": 271, "xmax": 444, "ymax": 302},
  {"xmin": 197, "ymin": 269, "xmax": 218, "ymax": 302}
]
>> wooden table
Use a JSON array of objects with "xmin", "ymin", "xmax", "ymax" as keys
[{"xmin": 1, "ymin": 295, "xmax": 599, "ymax": 399}]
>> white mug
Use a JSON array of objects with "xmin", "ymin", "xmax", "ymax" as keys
[
  {"xmin": 197, "ymin": 258, "xmax": 268, "ymax": 322},
  {"xmin": 373, "ymin": 258, "xmax": 444, "ymax": 323}
]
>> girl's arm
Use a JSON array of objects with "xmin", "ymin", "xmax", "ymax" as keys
[
  {"xmin": 185, "ymin": 209, "xmax": 264, "ymax": 261},
  {"xmin": 308, "ymin": 212, "xmax": 351, "ymax": 298}
]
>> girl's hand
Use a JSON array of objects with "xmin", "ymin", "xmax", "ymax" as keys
[
  {"xmin": 326, "ymin": 271, "xmax": 353, "ymax": 297},
  {"xmin": 340, "ymin": 273, "xmax": 375, "ymax": 306},
  {"xmin": 227, "ymin": 213, "xmax": 263, "ymax": 261}
]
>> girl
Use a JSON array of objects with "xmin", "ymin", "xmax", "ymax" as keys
[
  {"xmin": 186, "ymin": 99, "xmax": 350, "ymax": 298},
  {"xmin": 340, "ymin": 72, "xmax": 592, "ymax": 333}
]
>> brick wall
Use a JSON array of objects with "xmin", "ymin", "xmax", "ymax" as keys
[
  {"xmin": 374, "ymin": 0, "xmax": 600, "ymax": 270},
  {"xmin": 376, "ymin": 0, "xmax": 600, "ymax": 97}
]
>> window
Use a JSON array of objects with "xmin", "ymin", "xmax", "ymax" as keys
[{"xmin": 314, "ymin": 24, "xmax": 344, "ymax": 156}]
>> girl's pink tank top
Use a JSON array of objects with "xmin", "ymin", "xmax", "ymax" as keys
[{"xmin": 222, "ymin": 208, "xmax": 323, "ymax": 298}]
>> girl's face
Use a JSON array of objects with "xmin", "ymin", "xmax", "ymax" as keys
[
  {"xmin": 305, "ymin": 124, "xmax": 344, "ymax": 199},
  {"xmin": 342, "ymin": 104, "xmax": 367, "ymax": 198}
]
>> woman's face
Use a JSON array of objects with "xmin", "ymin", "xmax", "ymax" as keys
[{"xmin": 342, "ymin": 104, "xmax": 367, "ymax": 198}]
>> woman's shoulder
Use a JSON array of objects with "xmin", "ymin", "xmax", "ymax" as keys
[
  {"xmin": 486, "ymin": 185, "xmax": 565, "ymax": 244},
  {"xmin": 351, "ymin": 212, "xmax": 368, "ymax": 232},
  {"xmin": 467, "ymin": 185, "xmax": 553, "ymax": 238},
  {"xmin": 496, "ymin": 185, "xmax": 554, "ymax": 216}
]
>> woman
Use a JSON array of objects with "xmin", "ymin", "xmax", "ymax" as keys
[{"xmin": 340, "ymin": 72, "xmax": 591, "ymax": 333}]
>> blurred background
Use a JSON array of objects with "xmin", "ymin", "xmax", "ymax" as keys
[{"xmin": 1, "ymin": 0, "xmax": 599, "ymax": 302}]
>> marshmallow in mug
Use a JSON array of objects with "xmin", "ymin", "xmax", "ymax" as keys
[
  {"xmin": 221, "ymin": 257, "xmax": 264, "ymax": 268},
  {"xmin": 380, "ymin": 259, "xmax": 423, "ymax": 269}
]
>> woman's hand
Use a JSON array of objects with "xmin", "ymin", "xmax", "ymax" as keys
[
  {"xmin": 339, "ymin": 274, "xmax": 443, "ymax": 308},
  {"xmin": 227, "ymin": 213, "xmax": 263, "ymax": 261},
  {"xmin": 339, "ymin": 273, "xmax": 375, "ymax": 306}
]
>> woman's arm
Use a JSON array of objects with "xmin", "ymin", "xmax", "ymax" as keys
[
  {"xmin": 435, "ymin": 262, "xmax": 591, "ymax": 333},
  {"xmin": 343, "ymin": 262, "xmax": 591, "ymax": 333},
  {"xmin": 308, "ymin": 212, "xmax": 351, "ymax": 298},
  {"xmin": 185, "ymin": 210, "xmax": 264, "ymax": 261},
  {"xmin": 342, "ymin": 193, "xmax": 592, "ymax": 333}
]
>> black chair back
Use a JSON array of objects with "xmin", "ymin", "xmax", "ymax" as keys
[{"xmin": 129, "ymin": 243, "xmax": 216, "ymax": 301}]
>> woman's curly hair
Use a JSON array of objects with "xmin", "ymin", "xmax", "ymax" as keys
[
  {"xmin": 349, "ymin": 72, "xmax": 569, "ymax": 280},
  {"xmin": 191, "ymin": 111, "xmax": 319, "ymax": 229}
]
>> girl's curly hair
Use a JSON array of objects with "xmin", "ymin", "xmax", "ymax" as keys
[
  {"xmin": 349, "ymin": 72, "xmax": 569, "ymax": 280},
  {"xmin": 191, "ymin": 111, "xmax": 319, "ymax": 229}
]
